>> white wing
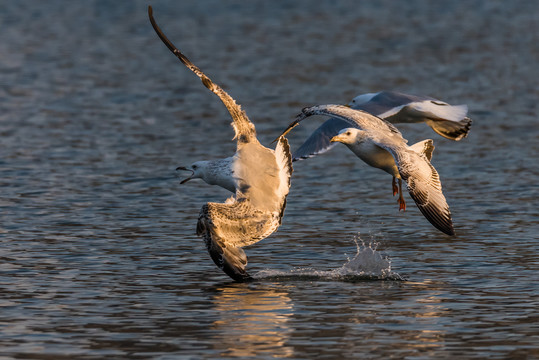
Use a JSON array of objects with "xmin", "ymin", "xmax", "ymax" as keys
[{"xmin": 278, "ymin": 104, "xmax": 404, "ymax": 161}]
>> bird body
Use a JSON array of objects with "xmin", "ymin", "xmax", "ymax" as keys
[{"xmin": 335, "ymin": 130, "xmax": 400, "ymax": 178}]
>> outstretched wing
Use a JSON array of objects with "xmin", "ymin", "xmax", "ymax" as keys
[
  {"xmin": 197, "ymin": 199, "xmax": 281, "ymax": 282},
  {"xmin": 277, "ymin": 104, "xmax": 403, "ymax": 161},
  {"xmin": 373, "ymin": 138, "xmax": 455, "ymax": 236},
  {"xmin": 351, "ymin": 91, "xmax": 435, "ymax": 117},
  {"xmin": 273, "ymin": 136, "xmax": 294, "ymax": 218},
  {"xmin": 148, "ymin": 6, "xmax": 256, "ymax": 145},
  {"xmin": 288, "ymin": 94, "xmax": 419, "ymax": 161},
  {"xmin": 291, "ymin": 117, "xmax": 349, "ymax": 161}
]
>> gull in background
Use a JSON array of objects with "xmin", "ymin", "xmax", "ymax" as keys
[{"xmin": 292, "ymin": 90, "xmax": 472, "ymax": 161}]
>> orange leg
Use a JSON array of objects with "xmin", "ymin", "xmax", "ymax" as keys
[
  {"xmin": 397, "ymin": 178, "xmax": 406, "ymax": 211},
  {"xmin": 392, "ymin": 177, "xmax": 398, "ymax": 196}
]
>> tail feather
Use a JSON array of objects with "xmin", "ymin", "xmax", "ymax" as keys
[
  {"xmin": 410, "ymin": 139, "xmax": 435, "ymax": 161},
  {"xmin": 427, "ymin": 117, "xmax": 472, "ymax": 141}
]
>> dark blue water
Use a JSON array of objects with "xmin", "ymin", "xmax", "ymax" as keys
[{"xmin": 1, "ymin": 1, "xmax": 538, "ymax": 359}]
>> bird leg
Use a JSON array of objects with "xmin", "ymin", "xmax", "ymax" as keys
[
  {"xmin": 392, "ymin": 177, "xmax": 398, "ymax": 196},
  {"xmin": 397, "ymin": 178, "xmax": 406, "ymax": 211}
]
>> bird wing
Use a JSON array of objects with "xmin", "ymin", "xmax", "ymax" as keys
[
  {"xmin": 148, "ymin": 6, "xmax": 257, "ymax": 146},
  {"xmin": 233, "ymin": 137, "xmax": 292, "ymax": 213},
  {"xmin": 277, "ymin": 104, "xmax": 404, "ymax": 161},
  {"xmin": 197, "ymin": 199, "xmax": 277, "ymax": 282},
  {"xmin": 353, "ymin": 90, "xmax": 435, "ymax": 118},
  {"xmin": 424, "ymin": 117, "xmax": 472, "ymax": 141},
  {"xmin": 372, "ymin": 136, "xmax": 455, "ymax": 236},
  {"xmin": 291, "ymin": 117, "xmax": 349, "ymax": 161}
]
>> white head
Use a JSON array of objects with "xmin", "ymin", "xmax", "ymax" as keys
[
  {"xmin": 348, "ymin": 92, "xmax": 377, "ymax": 107},
  {"xmin": 176, "ymin": 161, "xmax": 208, "ymax": 184},
  {"xmin": 330, "ymin": 128, "xmax": 367, "ymax": 145}
]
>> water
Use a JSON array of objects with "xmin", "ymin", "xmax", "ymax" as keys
[
  {"xmin": 255, "ymin": 236, "xmax": 403, "ymax": 281},
  {"xmin": 1, "ymin": 1, "xmax": 538, "ymax": 358}
]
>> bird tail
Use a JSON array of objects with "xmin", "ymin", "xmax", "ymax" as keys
[
  {"xmin": 409, "ymin": 139, "xmax": 435, "ymax": 161},
  {"xmin": 426, "ymin": 117, "xmax": 472, "ymax": 141}
]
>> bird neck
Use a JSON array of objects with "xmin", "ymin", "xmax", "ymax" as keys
[{"xmin": 202, "ymin": 158, "xmax": 236, "ymax": 192}]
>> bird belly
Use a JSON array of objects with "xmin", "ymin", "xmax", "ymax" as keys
[{"xmin": 349, "ymin": 142, "xmax": 399, "ymax": 177}]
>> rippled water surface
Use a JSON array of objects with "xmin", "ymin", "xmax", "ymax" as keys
[{"xmin": 1, "ymin": 1, "xmax": 538, "ymax": 359}]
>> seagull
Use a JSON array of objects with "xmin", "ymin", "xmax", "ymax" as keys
[
  {"xmin": 149, "ymin": 6, "xmax": 293, "ymax": 281},
  {"xmin": 292, "ymin": 90, "xmax": 472, "ymax": 161},
  {"xmin": 279, "ymin": 104, "xmax": 455, "ymax": 236}
]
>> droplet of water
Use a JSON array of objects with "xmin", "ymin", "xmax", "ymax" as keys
[{"xmin": 255, "ymin": 232, "xmax": 403, "ymax": 281}]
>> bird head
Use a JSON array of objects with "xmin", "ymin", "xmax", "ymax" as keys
[
  {"xmin": 330, "ymin": 128, "xmax": 364, "ymax": 145},
  {"xmin": 348, "ymin": 92, "xmax": 376, "ymax": 107}
]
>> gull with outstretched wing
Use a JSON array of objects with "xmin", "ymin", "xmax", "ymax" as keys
[
  {"xmin": 279, "ymin": 104, "xmax": 455, "ymax": 236},
  {"xmin": 149, "ymin": 6, "xmax": 293, "ymax": 281}
]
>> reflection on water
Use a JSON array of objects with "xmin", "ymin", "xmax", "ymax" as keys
[
  {"xmin": 210, "ymin": 284, "xmax": 294, "ymax": 358},
  {"xmin": 401, "ymin": 280, "xmax": 448, "ymax": 355}
]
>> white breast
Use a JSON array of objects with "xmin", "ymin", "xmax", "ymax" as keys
[{"xmin": 347, "ymin": 140, "xmax": 399, "ymax": 178}]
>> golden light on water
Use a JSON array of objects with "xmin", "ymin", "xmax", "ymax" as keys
[{"xmin": 211, "ymin": 284, "xmax": 295, "ymax": 357}]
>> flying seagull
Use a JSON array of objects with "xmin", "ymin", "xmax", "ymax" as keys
[
  {"xmin": 149, "ymin": 6, "xmax": 293, "ymax": 281},
  {"xmin": 293, "ymin": 90, "xmax": 471, "ymax": 161},
  {"xmin": 279, "ymin": 104, "xmax": 455, "ymax": 236}
]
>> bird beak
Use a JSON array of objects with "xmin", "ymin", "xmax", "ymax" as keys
[
  {"xmin": 330, "ymin": 135, "xmax": 342, "ymax": 143},
  {"xmin": 176, "ymin": 166, "xmax": 194, "ymax": 184}
]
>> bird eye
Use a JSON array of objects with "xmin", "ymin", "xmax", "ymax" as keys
[
  {"xmin": 192, "ymin": 165, "xmax": 198, "ymax": 169},
  {"xmin": 346, "ymin": 131, "xmax": 351, "ymax": 135}
]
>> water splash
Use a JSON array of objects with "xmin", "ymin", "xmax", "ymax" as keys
[{"xmin": 255, "ymin": 233, "xmax": 404, "ymax": 281}]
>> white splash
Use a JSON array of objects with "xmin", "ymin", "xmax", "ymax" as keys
[{"xmin": 255, "ymin": 233, "xmax": 403, "ymax": 281}]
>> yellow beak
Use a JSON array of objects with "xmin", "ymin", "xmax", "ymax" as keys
[{"xmin": 330, "ymin": 135, "xmax": 343, "ymax": 143}]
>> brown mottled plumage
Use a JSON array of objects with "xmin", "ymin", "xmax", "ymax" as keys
[{"xmin": 149, "ymin": 6, "xmax": 293, "ymax": 281}]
